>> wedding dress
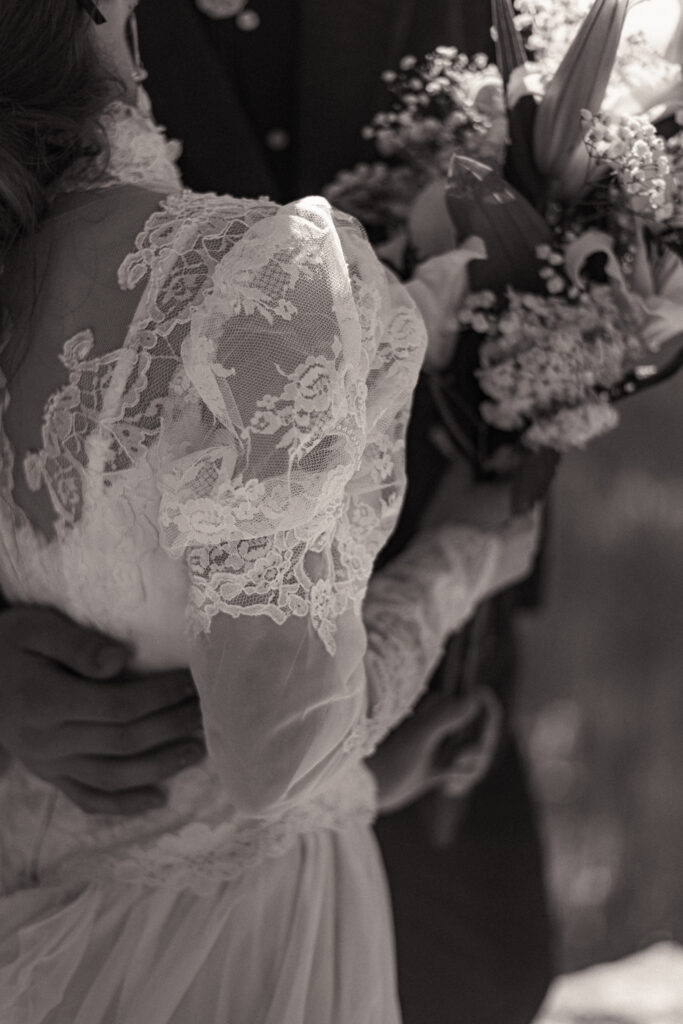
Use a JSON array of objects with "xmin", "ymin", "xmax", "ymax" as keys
[{"xmin": 0, "ymin": 96, "xmax": 505, "ymax": 1023}]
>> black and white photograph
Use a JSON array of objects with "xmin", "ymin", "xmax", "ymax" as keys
[{"xmin": 0, "ymin": 1, "xmax": 682, "ymax": 1021}]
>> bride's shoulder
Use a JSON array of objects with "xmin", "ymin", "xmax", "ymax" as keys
[
  {"xmin": 132, "ymin": 191, "xmax": 360, "ymax": 249},
  {"xmin": 140, "ymin": 188, "xmax": 280, "ymax": 231},
  {"xmin": 117, "ymin": 191, "xmax": 368, "ymax": 297},
  {"xmin": 113, "ymin": 188, "xmax": 281, "ymax": 289},
  {"xmin": 123, "ymin": 190, "xmax": 354, "ymax": 248},
  {"xmin": 54, "ymin": 185, "xmax": 281, "ymax": 258}
]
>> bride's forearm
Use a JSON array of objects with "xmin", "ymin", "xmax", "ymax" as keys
[
  {"xmin": 351, "ymin": 525, "xmax": 499, "ymax": 758},
  {"xmin": 354, "ymin": 515, "xmax": 539, "ymax": 758}
]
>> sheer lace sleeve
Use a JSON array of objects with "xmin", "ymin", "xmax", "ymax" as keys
[
  {"xmin": 353, "ymin": 523, "xmax": 500, "ymax": 757},
  {"xmin": 153, "ymin": 198, "xmax": 520, "ymax": 815},
  {"xmin": 155, "ymin": 197, "xmax": 430, "ymax": 814}
]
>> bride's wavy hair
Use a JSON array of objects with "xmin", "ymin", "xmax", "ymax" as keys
[{"xmin": 0, "ymin": 0, "xmax": 121, "ymax": 262}]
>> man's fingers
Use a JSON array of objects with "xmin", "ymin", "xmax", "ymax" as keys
[
  {"xmin": 437, "ymin": 688, "xmax": 503, "ymax": 796},
  {"xmin": 414, "ymin": 692, "xmax": 483, "ymax": 748},
  {"xmin": 58, "ymin": 778, "xmax": 168, "ymax": 816},
  {"xmin": 61, "ymin": 739, "xmax": 206, "ymax": 792},
  {"xmin": 58, "ymin": 669, "xmax": 196, "ymax": 724},
  {"xmin": 8, "ymin": 606, "xmax": 129, "ymax": 678},
  {"xmin": 46, "ymin": 697, "xmax": 203, "ymax": 758}
]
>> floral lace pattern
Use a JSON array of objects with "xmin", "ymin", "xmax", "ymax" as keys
[
  {"xmin": 15, "ymin": 183, "xmax": 425, "ymax": 652},
  {"xmin": 55, "ymin": 91, "xmax": 183, "ymax": 197},
  {"xmin": 348, "ymin": 524, "xmax": 500, "ymax": 756},
  {"xmin": 147, "ymin": 195, "xmax": 425, "ymax": 651}
]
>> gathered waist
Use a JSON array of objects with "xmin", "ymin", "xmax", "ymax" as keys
[{"xmin": 1, "ymin": 760, "xmax": 377, "ymax": 898}]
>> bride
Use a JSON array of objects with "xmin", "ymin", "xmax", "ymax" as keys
[{"xmin": 0, "ymin": 1, "xmax": 539, "ymax": 1021}]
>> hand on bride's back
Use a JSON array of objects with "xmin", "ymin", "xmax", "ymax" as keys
[{"xmin": 0, "ymin": 607, "xmax": 205, "ymax": 815}]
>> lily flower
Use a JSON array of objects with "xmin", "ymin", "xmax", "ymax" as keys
[
  {"xmin": 533, "ymin": 0, "xmax": 631, "ymax": 199},
  {"xmin": 490, "ymin": 0, "xmax": 527, "ymax": 84},
  {"xmin": 565, "ymin": 228, "xmax": 683, "ymax": 350},
  {"xmin": 630, "ymin": 232, "xmax": 683, "ymax": 350}
]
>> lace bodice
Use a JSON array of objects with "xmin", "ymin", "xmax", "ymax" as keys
[{"xmin": 0, "ymin": 102, "xmax": 502, "ymax": 896}]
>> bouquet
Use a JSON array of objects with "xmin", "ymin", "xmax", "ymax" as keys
[{"xmin": 327, "ymin": 0, "xmax": 683, "ymax": 510}]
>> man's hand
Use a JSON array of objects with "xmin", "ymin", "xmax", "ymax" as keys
[
  {"xmin": 0, "ymin": 607, "xmax": 205, "ymax": 815},
  {"xmin": 367, "ymin": 687, "xmax": 502, "ymax": 815}
]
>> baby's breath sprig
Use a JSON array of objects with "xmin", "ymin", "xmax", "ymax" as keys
[
  {"xmin": 325, "ymin": 48, "xmax": 508, "ymax": 233},
  {"xmin": 468, "ymin": 245, "xmax": 652, "ymax": 451},
  {"xmin": 364, "ymin": 48, "xmax": 506, "ymax": 175},
  {"xmin": 323, "ymin": 162, "xmax": 422, "ymax": 233},
  {"xmin": 582, "ymin": 111, "xmax": 683, "ymax": 231}
]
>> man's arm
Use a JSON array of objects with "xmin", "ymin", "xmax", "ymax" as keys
[{"xmin": 0, "ymin": 607, "xmax": 205, "ymax": 814}]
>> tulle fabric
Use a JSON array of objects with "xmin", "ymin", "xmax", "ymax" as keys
[{"xmin": 0, "ymin": 824, "xmax": 399, "ymax": 1024}]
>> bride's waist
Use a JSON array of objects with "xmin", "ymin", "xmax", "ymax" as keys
[{"xmin": 1, "ymin": 759, "xmax": 377, "ymax": 897}]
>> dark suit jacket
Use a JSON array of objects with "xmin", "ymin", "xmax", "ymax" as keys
[{"xmin": 137, "ymin": 0, "xmax": 493, "ymax": 199}]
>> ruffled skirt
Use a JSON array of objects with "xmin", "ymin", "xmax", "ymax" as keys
[{"xmin": 0, "ymin": 822, "xmax": 400, "ymax": 1024}]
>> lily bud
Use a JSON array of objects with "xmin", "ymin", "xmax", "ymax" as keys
[
  {"xmin": 490, "ymin": 0, "xmax": 527, "ymax": 85},
  {"xmin": 552, "ymin": 140, "xmax": 597, "ymax": 203},
  {"xmin": 534, "ymin": 0, "xmax": 631, "ymax": 184}
]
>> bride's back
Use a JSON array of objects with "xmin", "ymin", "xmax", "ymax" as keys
[
  {"xmin": 2, "ymin": 188, "xmax": 160, "ymax": 534},
  {"xmin": 0, "ymin": 184, "xmax": 194, "ymax": 670}
]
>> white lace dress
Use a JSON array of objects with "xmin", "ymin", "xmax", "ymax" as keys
[{"xmin": 0, "ymin": 101, "xmax": 503, "ymax": 1023}]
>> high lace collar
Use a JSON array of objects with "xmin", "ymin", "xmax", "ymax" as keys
[{"xmin": 57, "ymin": 88, "xmax": 184, "ymax": 197}]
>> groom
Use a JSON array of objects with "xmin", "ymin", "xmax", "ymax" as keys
[{"xmin": 0, "ymin": 2, "xmax": 552, "ymax": 1021}]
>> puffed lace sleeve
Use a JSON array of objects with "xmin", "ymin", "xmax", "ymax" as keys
[{"xmin": 155, "ymin": 197, "xmax": 500, "ymax": 814}]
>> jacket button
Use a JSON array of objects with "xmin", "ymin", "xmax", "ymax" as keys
[
  {"xmin": 265, "ymin": 128, "xmax": 290, "ymax": 151},
  {"xmin": 236, "ymin": 9, "xmax": 261, "ymax": 31}
]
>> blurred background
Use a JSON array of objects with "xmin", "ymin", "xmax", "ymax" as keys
[{"xmin": 516, "ymin": 371, "xmax": 683, "ymax": 973}]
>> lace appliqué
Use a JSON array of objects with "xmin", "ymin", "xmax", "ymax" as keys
[
  {"xmin": 10, "ymin": 161, "xmax": 427, "ymax": 663},
  {"xmin": 22, "ymin": 330, "xmax": 158, "ymax": 525},
  {"xmin": 155, "ymin": 200, "xmax": 426, "ymax": 652},
  {"xmin": 12, "ymin": 193, "xmax": 280, "ymax": 624},
  {"xmin": 55, "ymin": 92, "xmax": 183, "ymax": 198}
]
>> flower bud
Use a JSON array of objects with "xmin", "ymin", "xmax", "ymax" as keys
[{"xmin": 490, "ymin": 0, "xmax": 527, "ymax": 84}]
